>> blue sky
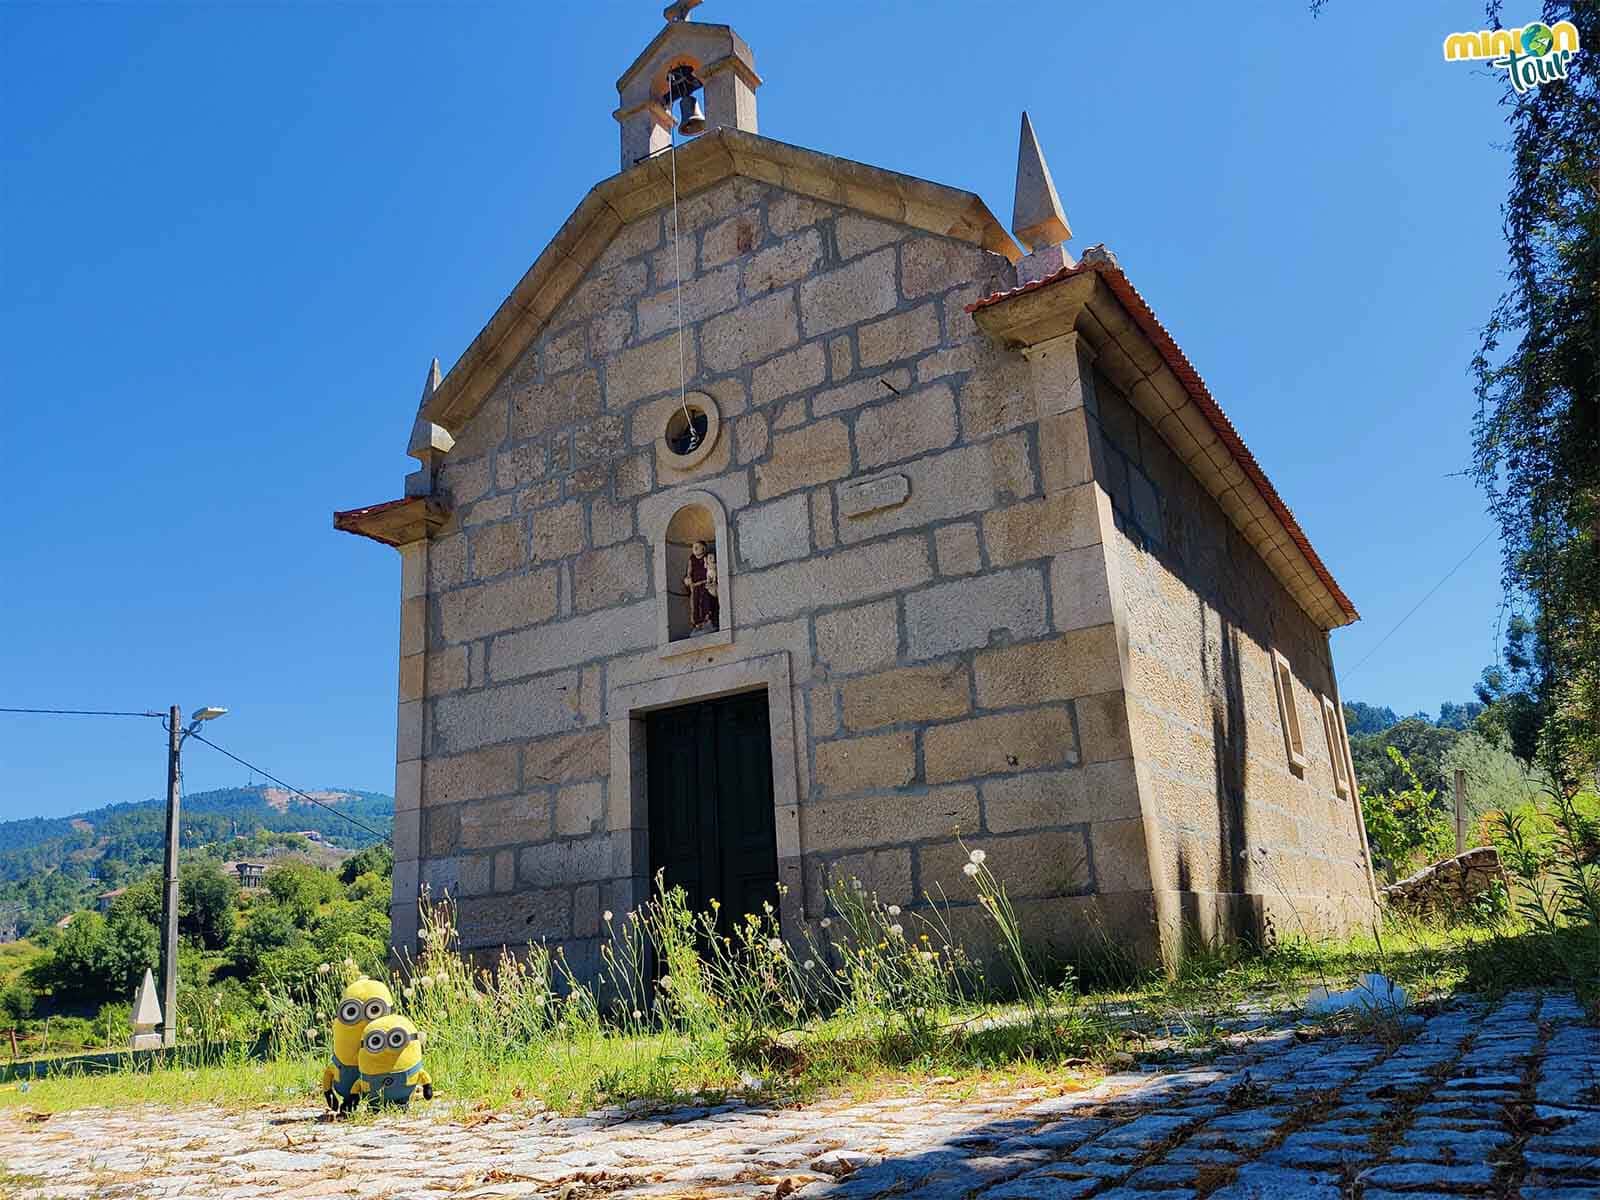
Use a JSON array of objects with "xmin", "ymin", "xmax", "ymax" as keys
[{"xmin": 2, "ymin": 1, "xmax": 1520, "ymax": 820}]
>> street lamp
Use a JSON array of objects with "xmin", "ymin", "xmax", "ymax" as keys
[{"xmin": 158, "ymin": 704, "xmax": 227, "ymax": 1048}]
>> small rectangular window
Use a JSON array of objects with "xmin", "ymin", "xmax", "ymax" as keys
[
  {"xmin": 1272, "ymin": 649, "xmax": 1307, "ymax": 770},
  {"xmin": 1321, "ymin": 696, "xmax": 1350, "ymax": 797}
]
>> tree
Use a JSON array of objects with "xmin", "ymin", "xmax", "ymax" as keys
[
  {"xmin": 1475, "ymin": 615, "xmax": 1550, "ymax": 762},
  {"xmin": 310, "ymin": 899, "xmax": 389, "ymax": 974},
  {"xmin": 114, "ymin": 875, "xmax": 161, "ymax": 926},
  {"xmin": 263, "ymin": 862, "xmax": 339, "ymax": 924},
  {"xmin": 228, "ymin": 902, "xmax": 301, "ymax": 978},
  {"xmin": 28, "ymin": 912, "xmax": 112, "ymax": 1002},
  {"xmin": 1351, "ymin": 717, "xmax": 1462, "ymax": 799},
  {"xmin": 100, "ymin": 904, "xmax": 159, "ymax": 995},
  {"xmin": 0, "ymin": 980, "xmax": 34, "ymax": 1023},
  {"xmin": 338, "ymin": 843, "xmax": 393, "ymax": 886},
  {"xmin": 1342, "ymin": 701, "xmax": 1399, "ymax": 737},
  {"xmin": 1468, "ymin": 2, "xmax": 1600, "ymax": 788},
  {"xmin": 26, "ymin": 907, "xmax": 155, "ymax": 1004},
  {"xmin": 1442, "ymin": 730, "xmax": 1549, "ymax": 824},
  {"xmin": 179, "ymin": 861, "xmax": 238, "ymax": 951},
  {"xmin": 1437, "ymin": 701, "xmax": 1487, "ymax": 731}
]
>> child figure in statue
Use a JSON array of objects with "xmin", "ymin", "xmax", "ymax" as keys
[{"xmin": 684, "ymin": 540, "xmax": 720, "ymax": 632}]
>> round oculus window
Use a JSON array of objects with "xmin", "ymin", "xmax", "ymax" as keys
[{"xmin": 657, "ymin": 391, "xmax": 720, "ymax": 469}]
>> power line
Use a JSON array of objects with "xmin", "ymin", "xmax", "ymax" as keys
[
  {"xmin": 0, "ymin": 706, "xmax": 161, "ymax": 718},
  {"xmin": 1344, "ymin": 532, "xmax": 1494, "ymax": 678},
  {"xmin": 187, "ymin": 732, "xmax": 391, "ymax": 843}
]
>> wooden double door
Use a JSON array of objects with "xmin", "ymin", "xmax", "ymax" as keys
[{"xmin": 646, "ymin": 691, "xmax": 779, "ymax": 937}]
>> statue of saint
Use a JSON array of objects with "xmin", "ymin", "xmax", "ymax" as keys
[{"xmin": 683, "ymin": 540, "xmax": 719, "ymax": 632}]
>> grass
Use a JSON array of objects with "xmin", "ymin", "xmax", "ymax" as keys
[
  {"xmin": 0, "ymin": 942, "xmax": 42, "ymax": 982},
  {"xmin": 2, "ymin": 840, "xmax": 1595, "ymax": 1121}
]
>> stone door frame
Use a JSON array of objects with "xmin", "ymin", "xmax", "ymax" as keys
[{"xmin": 607, "ymin": 651, "xmax": 804, "ymax": 932}]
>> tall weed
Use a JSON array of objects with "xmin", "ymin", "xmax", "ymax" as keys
[{"xmin": 1487, "ymin": 785, "xmax": 1600, "ymax": 998}]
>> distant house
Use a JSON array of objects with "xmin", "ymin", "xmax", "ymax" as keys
[
  {"xmin": 95, "ymin": 888, "xmax": 126, "ymax": 913},
  {"xmin": 54, "ymin": 913, "xmax": 76, "ymax": 930},
  {"xmin": 290, "ymin": 830, "xmax": 324, "ymax": 843},
  {"xmin": 232, "ymin": 862, "xmax": 267, "ymax": 889}
]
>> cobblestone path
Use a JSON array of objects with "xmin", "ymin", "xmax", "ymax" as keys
[{"xmin": 2, "ymin": 992, "xmax": 1596, "ymax": 1199}]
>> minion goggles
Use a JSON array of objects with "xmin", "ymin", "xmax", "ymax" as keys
[
  {"xmin": 364, "ymin": 1026, "xmax": 422, "ymax": 1053},
  {"xmin": 338, "ymin": 997, "xmax": 392, "ymax": 1024}
]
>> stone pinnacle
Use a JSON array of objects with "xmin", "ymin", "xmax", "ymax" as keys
[
  {"xmin": 1011, "ymin": 111, "xmax": 1071, "ymax": 252},
  {"xmin": 419, "ymin": 356, "xmax": 442, "ymax": 409}
]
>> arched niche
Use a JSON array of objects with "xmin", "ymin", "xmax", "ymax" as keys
[{"xmin": 646, "ymin": 488, "xmax": 734, "ymax": 657}]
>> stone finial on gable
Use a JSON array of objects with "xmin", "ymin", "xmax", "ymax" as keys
[
  {"xmin": 417, "ymin": 355, "xmax": 442, "ymax": 408},
  {"xmin": 1011, "ymin": 112, "xmax": 1074, "ymax": 286},
  {"xmin": 406, "ymin": 358, "xmax": 454, "ymax": 496}
]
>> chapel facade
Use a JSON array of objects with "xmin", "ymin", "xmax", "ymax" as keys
[{"xmin": 336, "ymin": 5, "xmax": 1378, "ymax": 973}]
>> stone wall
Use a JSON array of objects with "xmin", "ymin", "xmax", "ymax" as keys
[
  {"xmin": 393, "ymin": 169, "xmax": 1373, "ymax": 974},
  {"xmin": 396, "ymin": 172, "xmax": 1197, "ymax": 968},
  {"xmin": 1089, "ymin": 373, "xmax": 1376, "ymax": 947}
]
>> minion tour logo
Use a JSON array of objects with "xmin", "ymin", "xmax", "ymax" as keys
[{"xmin": 1443, "ymin": 20, "xmax": 1581, "ymax": 93}]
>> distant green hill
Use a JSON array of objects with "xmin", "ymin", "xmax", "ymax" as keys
[{"xmin": 0, "ymin": 786, "xmax": 392, "ymax": 937}]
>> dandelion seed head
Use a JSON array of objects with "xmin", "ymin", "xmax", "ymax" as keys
[
  {"xmin": 316, "ymin": 962, "xmax": 332, "ymax": 976},
  {"xmin": 889, "ymin": 924, "xmax": 903, "ymax": 937},
  {"xmin": 962, "ymin": 862, "xmax": 979, "ymax": 877},
  {"xmin": 603, "ymin": 910, "xmax": 614, "ymax": 922},
  {"xmin": 804, "ymin": 959, "xmax": 815, "ymax": 970},
  {"xmin": 886, "ymin": 905, "xmax": 901, "ymax": 917},
  {"xmin": 968, "ymin": 849, "xmax": 986, "ymax": 865},
  {"xmin": 820, "ymin": 917, "xmax": 831, "ymax": 928},
  {"xmin": 767, "ymin": 937, "xmax": 784, "ymax": 954}
]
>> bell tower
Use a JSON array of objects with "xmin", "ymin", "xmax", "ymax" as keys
[{"xmin": 614, "ymin": 0, "xmax": 762, "ymax": 170}]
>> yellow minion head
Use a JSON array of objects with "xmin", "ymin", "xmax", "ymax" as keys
[
  {"xmin": 357, "ymin": 1013, "xmax": 424, "ymax": 1078},
  {"xmin": 330, "ymin": 976, "xmax": 394, "ymax": 1065}
]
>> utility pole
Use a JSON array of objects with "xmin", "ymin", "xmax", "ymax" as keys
[
  {"xmin": 160, "ymin": 704, "xmax": 182, "ymax": 1048},
  {"xmin": 1453, "ymin": 768, "xmax": 1468, "ymax": 857}
]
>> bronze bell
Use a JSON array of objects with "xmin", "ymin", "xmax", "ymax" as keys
[
  {"xmin": 666, "ymin": 65, "xmax": 707, "ymax": 137},
  {"xmin": 676, "ymin": 91, "xmax": 707, "ymax": 136}
]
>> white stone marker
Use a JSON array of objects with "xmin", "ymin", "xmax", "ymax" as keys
[{"xmin": 130, "ymin": 967, "xmax": 163, "ymax": 1051}]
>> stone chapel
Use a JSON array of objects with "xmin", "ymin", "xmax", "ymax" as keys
[{"xmin": 336, "ymin": 4, "xmax": 1378, "ymax": 972}]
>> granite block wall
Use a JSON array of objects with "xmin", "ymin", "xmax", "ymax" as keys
[
  {"xmin": 1088, "ymin": 374, "xmax": 1376, "ymax": 947},
  {"xmin": 390, "ymin": 169, "xmax": 1374, "ymax": 975}
]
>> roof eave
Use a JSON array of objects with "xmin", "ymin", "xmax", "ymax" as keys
[{"xmin": 970, "ymin": 259, "xmax": 1359, "ymax": 631}]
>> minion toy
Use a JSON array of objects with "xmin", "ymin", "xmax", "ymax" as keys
[
  {"xmin": 352, "ymin": 1014, "xmax": 433, "ymax": 1107},
  {"xmin": 321, "ymin": 977, "xmax": 394, "ymax": 1112}
]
